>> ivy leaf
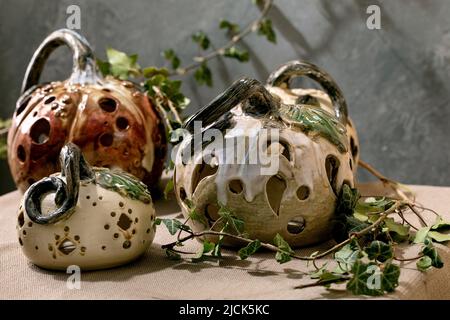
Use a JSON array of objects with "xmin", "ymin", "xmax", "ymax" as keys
[
  {"xmin": 356, "ymin": 197, "xmax": 395, "ymax": 214},
  {"xmin": 219, "ymin": 19, "xmax": 240, "ymax": 34},
  {"xmin": 383, "ymin": 218, "xmax": 410, "ymax": 237},
  {"xmin": 189, "ymin": 209, "xmax": 208, "ymax": 228},
  {"xmin": 163, "ymin": 179, "xmax": 174, "ymax": 200},
  {"xmin": 194, "ymin": 240, "xmax": 216, "ymax": 259},
  {"xmin": 218, "ymin": 204, "xmax": 245, "ymax": 235},
  {"xmin": 105, "ymin": 47, "xmax": 141, "ymax": 80},
  {"xmin": 192, "ymin": 31, "xmax": 210, "ymax": 50},
  {"xmin": 366, "ymin": 241, "xmax": 393, "ymax": 262},
  {"xmin": 428, "ymin": 231, "xmax": 450, "ymax": 243},
  {"xmin": 381, "ymin": 263, "xmax": 400, "ymax": 293},
  {"xmin": 421, "ymin": 240, "xmax": 444, "ymax": 268},
  {"xmin": 142, "ymin": 66, "xmax": 169, "ymax": 78},
  {"xmin": 165, "ymin": 249, "xmax": 181, "ymax": 261},
  {"xmin": 163, "ymin": 49, "xmax": 181, "ymax": 70},
  {"xmin": 318, "ymin": 272, "xmax": 348, "ymax": 288},
  {"xmin": 223, "ymin": 46, "xmax": 249, "ymax": 62},
  {"xmin": 431, "ymin": 216, "xmax": 450, "ymax": 231},
  {"xmin": 96, "ymin": 58, "xmax": 111, "ymax": 76},
  {"xmin": 145, "ymin": 74, "xmax": 189, "ymax": 109},
  {"xmin": 273, "ymin": 233, "xmax": 294, "ymax": 264},
  {"xmin": 334, "ymin": 243, "xmax": 360, "ymax": 272},
  {"xmin": 414, "ymin": 227, "xmax": 431, "ymax": 244},
  {"xmin": 194, "ymin": 62, "xmax": 213, "ymax": 87},
  {"xmin": 257, "ymin": 19, "xmax": 276, "ymax": 43},
  {"xmin": 336, "ymin": 184, "xmax": 360, "ymax": 216},
  {"xmin": 346, "ymin": 261, "xmax": 382, "ymax": 296},
  {"xmin": 238, "ymin": 240, "xmax": 261, "ymax": 260},
  {"xmin": 416, "ymin": 256, "xmax": 432, "ymax": 272},
  {"xmin": 160, "ymin": 218, "xmax": 184, "ymax": 235}
]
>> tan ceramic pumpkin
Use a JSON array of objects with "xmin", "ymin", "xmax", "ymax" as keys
[
  {"xmin": 8, "ymin": 29, "xmax": 166, "ymax": 193},
  {"xmin": 17, "ymin": 143, "xmax": 156, "ymax": 270},
  {"xmin": 173, "ymin": 61, "xmax": 360, "ymax": 247}
]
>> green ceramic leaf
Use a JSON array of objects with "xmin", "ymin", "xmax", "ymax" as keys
[
  {"xmin": 94, "ymin": 169, "xmax": 152, "ymax": 204},
  {"xmin": 280, "ymin": 105, "xmax": 348, "ymax": 153}
]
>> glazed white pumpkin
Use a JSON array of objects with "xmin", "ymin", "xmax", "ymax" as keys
[
  {"xmin": 17, "ymin": 144, "xmax": 156, "ymax": 270},
  {"xmin": 174, "ymin": 61, "xmax": 360, "ymax": 247}
]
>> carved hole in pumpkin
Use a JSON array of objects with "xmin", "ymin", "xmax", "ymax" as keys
[
  {"xmin": 30, "ymin": 118, "xmax": 50, "ymax": 144},
  {"xmin": 58, "ymin": 239, "xmax": 76, "ymax": 255},
  {"xmin": 99, "ymin": 133, "xmax": 114, "ymax": 147},
  {"xmin": 117, "ymin": 213, "xmax": 132, "ymax": 231},
  {"xmin": 205, "ymin": 203, "xmax": 220, "ymax": 224},
  {"xmin": 266, "ymin": 140, "xmax": 291, "ymax": 162},
  {"xmin": 102, "ymin": 88, "xmax": 111, "ymax": 93},
  {"xmin": 18, "ymin": 211, "xmax": 24, "ymax": 228},
  {"xmin": 116, "ymin": 117, "xmax": 129, "ymax": 131},
  {"xmin": 287, "ymin": 216, "xmax": 306, "ymax": 234},
  {"xmin": 99, "ymin": 97, "xmax": 117, "ymax": 113},
  {"xmin": 296, "ymin": 185, "xmax": 310, "ymax": 200},
  {"xmin": 350, "ymin": 137, "xmax": 358, "ymax": 159},
  {"xmin": 229, "ymin": 179, "xmax": 243, "ymax": 194},
  {"xmin": 325, "ymin": 155, "xmax": 340, "ymax": 196},
  {"xmin": 191, "ymin": 161, "xmax": 218, "ymax": 194},
  {"xmin": 16, "ymin": 96, "xmax": 31, "ymax": 116},
  {"xmin": 179, "ymin": 187, "xmax": 187, "ymax": 202},
  {"xmin": 44, "ymin": 96, "xmax": 55, "ymax": 104},
  {"xmin": 17, "ymin": 145, "xmax": 26, "ymax": 163},
  {"xmin": 266, "ymin": 175, "xmax": 286, "ymax": 216}
]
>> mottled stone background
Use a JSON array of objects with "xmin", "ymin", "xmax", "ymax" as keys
[{"xmin": 1, "ymin": 0, "xmax": 449, "ymax": 195}]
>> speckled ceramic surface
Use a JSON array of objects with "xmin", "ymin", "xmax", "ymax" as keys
[
  {"xmin": 174, "ymin": 61, "xmax": 360, "ymax": 247},
  {"xmin": 17, "ymin": 143, "xmax": 156, "ymax": 270},
  {"xmin": 8, "ymin": 29, "xmax": 166, "ymax": 193}
]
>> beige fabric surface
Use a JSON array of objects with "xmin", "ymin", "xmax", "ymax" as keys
[{"xmin": 1, "ymin": 182, "xmax": 449, "ymax": 300}]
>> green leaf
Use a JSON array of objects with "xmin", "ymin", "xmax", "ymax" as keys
[
  {"xmin": 422, "ymin": 240, "xmax": 444, "ymax": 268},
  {"xmin": 223, "ymin": 46, "xmax": 249, "ymax": 62},
  {"xmin": 414, "ymin": 227, "xmax": 430, "ymax": 244},
  {"xmin": 273, "ymin": 233, "xmax": 294, "ymax": 264},
  {"xmin": 383, "ymin": 218, "xmax": 410, "ymax": 237},
  {"xmin": 366, "ymin": 241, "xmax": 393, "ymax": 262},
  {"xmin": 163, "ymin": 49, "xmax": 181, "ymax": 70},
  {"xmin": 96, "ymin": 58, "xmax": 110, "ymax": 76},
  {"xmin": 194, "ymin": 240, "xmax": 216, "ymax": 259},
  {"xmin": 160, "ymin": 218, "xmax": 184, "ymax": 235},
  {"xmin": 334, "ymin": 243, "xmax": 360, "ymax": 272},
  {"xmin": 428, "ymin": 231, "xmax": 450, "ymax": 243},
  {"xmin": 336, "ymin": 183, "xmax": 360, "ymax": 216},
  {"xmin": 144, "ymin": 74, "xmax": 188, "ymax": 111},
  {"xmin": 238, "ymin": 240, "xmax": 261, "ymax": 260},
  {"xmin": 219, "ymin": 19, "xmax": 240, "ymax": 34},
  {"xmin": 189, "ymin": 209, "xmax": 208, "ymax": 228},
  {"xmin": 105, "ymin": 47, "xmax": 141, "ymax": 79},
  {"xmin": 416, "ymin": 256, "xmax": 432, "ymax": 272},
  {"xmin": 142, "ymin": 66, "xmax": 169, "ymax": 78},
  {"xmin": 346, "ymin": 261, "xmax": 383, "ymax": 296},
  {"xmin": 257, "ymin": 19, "xmax": 276, "ymax": 43},
  {"xmin": 218, "ymin": 204, "xmax": 245, "ymax": 235},
  {"xmin": 431, "ymin": 216, "xmax": 450, "ymax": 231},
  {"xmin": 163, "ymin": 179, "xmax": 174, "ymax": 200},
  {"xmin": 165, "ymin": 249, "xmax": 181, "ymax": 260},
  {"xmin": 356, "ymin": 197, "xmax": 395, "ymax": 214},
  {"xmin": 192, "ymin": 31, "xmax": 210, "ymax": 50},
  {"xmin": 194, "ymin": 62, "xmax": 213, "ymax": 87},
  {"xmin": 381, "ymin": 263, "xmax": 400, "ymax": 293},
  {"xmin": 353, "ymin": 211, "xmax": 369, "ymax": 222}
]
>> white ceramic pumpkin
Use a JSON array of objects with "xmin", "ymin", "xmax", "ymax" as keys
[
  {"xmin": 173, "ymin": 61, "xmax": 360, "ymax": 247},
  {"xmin": 17, "ymin": 143, "xmax": 156, "ymax": 270}
]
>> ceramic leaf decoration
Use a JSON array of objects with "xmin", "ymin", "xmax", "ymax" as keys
[
  {"xmin": 17, "ymin": 143, "xmax": 156, "ymax": 270},
  {"xmin": 7, "ymin": 29, "xmax": 166, "ymax": 193},
  {"xmin": 174, "ymin": 61, "xmax": 360, "ymax": 247}
]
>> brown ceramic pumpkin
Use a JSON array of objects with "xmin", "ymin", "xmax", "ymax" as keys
[{"xmin": 7, "ymin": 29, "xmax": 166, "ymax": 192}]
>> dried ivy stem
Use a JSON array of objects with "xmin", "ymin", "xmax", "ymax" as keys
[
  {"xmin": 169, "ymin": 0, "xmax": 274, "ymax": 76},
  {"xmin": 163, "ymin": 200, "xmax": 404, "ymax": 261},
  {"xmin": 0, "ymin": 127, "xmax": 9, "ymax": 136}
]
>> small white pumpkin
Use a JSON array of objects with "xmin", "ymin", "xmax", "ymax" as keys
[
  {"xmin": 17, "ymin": 143, "xmax": 156, "ymax": 270},
  {"xmin": 173, "ymin": 61, "xmax": 360, "ymax": 247}
]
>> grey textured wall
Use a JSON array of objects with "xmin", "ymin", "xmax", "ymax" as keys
[{"xmin": 1, "ymin": 0, "xmax": 450, "ymax": 195}]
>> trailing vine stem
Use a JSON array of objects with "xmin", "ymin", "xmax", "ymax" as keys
[
  {"xmin": 162, "ymin": 200, "xmax": 405, "ymax": 261},
  {"xmin": 168, "ymin": 0, "xmax": 274, "ymax": 77}
]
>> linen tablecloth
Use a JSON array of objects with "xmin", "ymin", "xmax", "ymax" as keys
[{"xmin": 1, "ymin": 181, "xmax": 449, "ymax": 299}]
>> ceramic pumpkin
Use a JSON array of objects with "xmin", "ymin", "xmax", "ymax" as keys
[
  {"xmin": 17, "ymin": 143, "xmax": 156, "ymax": 270},
  {"xmin": 173, "ymin": 61, "xmax": 360, "ymax": 247},
  {"xmin": 7, "ymin": 29, "xmax": 166, "ymax": 193}
]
